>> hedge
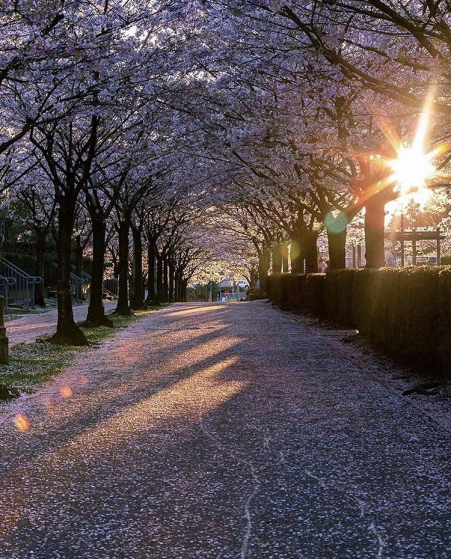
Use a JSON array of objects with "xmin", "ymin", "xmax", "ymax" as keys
[
  {"xmin": 267, "ymin": 273, "xmax": 325, "ymax": 315},
  {"xmin": 266, "ymin": 267, "xmax": 451, "ymax": 372}
]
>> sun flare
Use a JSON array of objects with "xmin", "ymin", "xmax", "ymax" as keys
[
  {"xmin": 386, "ymin": 91, "xmax": 441, "ymax": 201},
  {"xmin": 388, "ymin": 146, "xmax": 435, "ymax": 192}
]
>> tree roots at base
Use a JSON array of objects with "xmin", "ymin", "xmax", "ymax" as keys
[{"xmin": 49, "ymin": 326, "xmax": 89, "ymax": 346}]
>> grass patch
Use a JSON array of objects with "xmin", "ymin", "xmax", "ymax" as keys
[
  {"xmin": 7, "ymin": 308, "xmax": 42, "ymax": 315},
  {"xmin": 5, "ymin": 308, "xmax": 43, "ymax": 322},
  {"xmin": 0, "ymin": 306, "xmax": 163, "ymax": 394},
  {"xmin": 0, "ymin": 343, "xmax": 74, "ymax": 391}
]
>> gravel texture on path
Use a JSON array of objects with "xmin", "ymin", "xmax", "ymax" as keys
[
  {"xmin": 6, "ymin": 301, "xmax": 118, "ymax": 346},
  {"xmin": 0, "ymin": 301, "xmax": 450, "ymax": 558}
]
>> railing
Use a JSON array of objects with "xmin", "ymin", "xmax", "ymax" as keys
[
  {"xmin": 0, "ymin": 259, "xmax": 41, "ymax": 309},
  {"xmin": 51, "ymin": 262, "xmax": 119, "ymax": 301},
  {"xmin": 71, "ymin": 265, "xmax": 119, "ymax": 300},
  {"xmin": 71, "ymin": 265, "xmax": 92, "ymax": 284},
  {"xmin": 52, "ymin": 262, "xmax": 86, "ymax": 303},
  {"xmin": 103, "ymin": 271, "xmax": 119, "ymax": 299},
  {"xmin": 70, "ymin": 265, "xmax": 91, "ymax": 300},
  {"xmin": 0, "ymin": 275, "xmax": 16, "ymax": 309}
]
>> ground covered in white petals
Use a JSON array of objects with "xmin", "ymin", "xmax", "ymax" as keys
[
  {"xmin": 5, "ymin": 301, "xmax": 117, "ymax": 347},
  {"xmin": 0, "ymin": 301, "xmax": 450, "ymax": 558}
]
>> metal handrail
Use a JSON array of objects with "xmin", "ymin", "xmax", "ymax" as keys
[
  {"xmin": 70, "ymin": 265, "xmax": 91, "ymax": 284},
  {"xmin": 0, "ymin": 275, "xmax": 16, "ymax": 309},
  {"xmin": 2, "ymin": 258, "xmax": 41, "ymax": 284},
  {"xmin": 52, "ymin": 261, "xmax": 84, "ymax": 281},
  {"xmin": 0, "ymin": 275, "xmax": 16, "ymax": 287},
  {"xmin": 52, "ymin": 262, "xmax": 85, "ymax": 303},
  {"xmin": 103, "ymin": 271, "xmax": 119, "ymax": 298},
  {"xmin": 1, "ymin": 259, "xmax": 40, "ymax": 309}
]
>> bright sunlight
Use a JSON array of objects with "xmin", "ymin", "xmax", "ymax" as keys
[
  {"xmin": 388, "ymin": 144, "xmax": 435, "ymax": 192},
  {"xmin": 387, "ymin": 93, "xmax": 441, "ymax": 203}
]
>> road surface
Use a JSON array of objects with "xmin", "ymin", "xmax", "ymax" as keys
[
  {"xmin": 0, "ymin": 301, "xmax": 450, "ymax": 558},
  {"xmin": 6, "ymin": 301, "xmax": 117, "ymax": 346}
]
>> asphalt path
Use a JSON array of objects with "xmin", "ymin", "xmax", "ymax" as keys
[
  {"xmin": 6, "ymin": 301, "xmax": 118, "ymax": 346},
  {"xmin": 0, "ymin": 301, "xmax": 450, "ymax": 558}
]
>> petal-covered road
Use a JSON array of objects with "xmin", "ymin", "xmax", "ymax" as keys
[
  {"xmin": 0, "ymin": 301, "xmax": 450, "ymax": 558},
  {"xmin": 6, "ymin": 301, "xmax": 118, "ymax": 346}
]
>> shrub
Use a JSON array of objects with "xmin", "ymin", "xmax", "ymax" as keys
[
  {"xmin": 266, "ymin": 273, "xmax": 324, "ymax": 313},
  {"xmin": 266, "ymin": 266, "xmax": 451, "ymax": 372},
  {"xmin": 305, "ymin": 274, "xmax": 326, "ymax": 316},
  {"xmin": 325, "ymin": 269, "xmax": 359, "ymax": 327},
  {"xmin": 353, "ymin": 267, "xmax": 441, "ymax": 363},
  {"xmin": 266, "ymin": 274, "xmax": 285, "ymax": 304},
  {"xmin": 287, "ymin": 274, "xmax": 307, "ymax": 310},
  {"xmin": 246, "ymin": 287, "xmax": 267, "ymax": 301}
]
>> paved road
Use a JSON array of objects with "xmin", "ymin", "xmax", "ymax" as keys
[
  {"xmin": 6, "ymin": 301, "xmax": 118, "ymax": 346},
  {"xmin": 0, "ymin": 301, "xmax": 450, "ymax": 558}
]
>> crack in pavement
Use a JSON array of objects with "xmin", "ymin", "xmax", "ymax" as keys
[
  {"xmin": 1, "ymin": 302, "xmax": 450, "ymax": 557},
  {"xmin": 305, "ymin": 467, "xmax": 385, "ymax": 556},
  {"xmin": 198, "ymin": 415, "xmax": 261, "ymax": 559},
  {"xmin": 369, "ymin": 519, "xmax": 385, "ymax": 558}
]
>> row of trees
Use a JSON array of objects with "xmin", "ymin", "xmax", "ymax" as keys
[
  {"xmin": 187, "ymin": 1, "xmax": 451, "ymax": 283},
  {"xmin": 0, "ymin": 1, "xmax": 216, "ymax": 344},
  {"xmin": 1, "ymin": 1, "xmax": 451, "ymax": 343}
]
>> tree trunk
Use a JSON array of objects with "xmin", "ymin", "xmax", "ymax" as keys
[
  {"xmin": 182, "ymin": 279, "xmax": 188, "ymax": 302},
  {"xmin": 131, "ymin": 226, "xmax": 144, "ymax": 310},
  {"xmin": 163, "ymin": 257, "xmax": 169, "ymax": 303},
  {"xmin": 146, "ymin": 242, "xmax": 156, "ymax": 303},
  {"xmin": 85, "ymin": 218, "xmax": 112, "ymax": 327},
  {"xmin": 74, "ymin": 234, "xmax": 83, "ymax": 302},
  {"xmin": 365, "ymin": 198, "xmax": 386, "ymax": 268},
  {"xmin": 169, "ymin": 261, "xmax": 174, "ymax": 301},
  {"xmin": 305, "ymin": 231, "xmax": 319, "ymax": 273},
  {"xmin": 327, "ymin": 227, "xmax": 347, "ymax": 270},
  {"xmin": 75, "ymin": 234, "xmax": 82, "ymax": 277},
  {"xmin": 51, "ymin": 197, "xmax": 88, "ymax": 346},
  {"xmin": 174, "ymin": 273, "xmax": 179, "ymax": 302},
  {"xmin": 290, "ymin": 236, "xmax": 305, "ymax": 274},
  {"xmin": 175, "ymin": 271, "xmax": 181, "ymax": 302},
  {"xmin": 155, "ymin": 254, "xmax": 164, "ymax": 303},
  {"xmin": 281, "ymin": 241, "xmax": 290, "ymax": 273},
  {"xmin": 34, "ymin": 229, "xmax": 46, "ymax": 308},
  {"xmin": 272, "ymin": 244, "xmax": 282, "ymax": 273},
  {"xmin": 258, "ymin": 247, "xmax": 270, "ymax": 286},
  {"xmin": 115, "ymin": 220, "xmax": 132, "ymax": 315},
  {"xmin": 291, "ymin": 211, "xmax": 309, "ymax": 274},
  {"xmin": 179, "ymin": 274, "xmax": 184, "ymax": 302}
]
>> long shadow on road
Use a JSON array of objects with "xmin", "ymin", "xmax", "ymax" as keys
[{"xmin": 1, "ymin": 302, "xmax": 451, "ymax": 558}]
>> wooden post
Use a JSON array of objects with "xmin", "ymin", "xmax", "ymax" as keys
[
  {"xmin": 0, "ymin": 295, "xmax": 9, "ymax": 365},
  {"xmin": 437, "ymin": 227, "xmax": 441, "ymax": 265},
  {"xmin": 412, "ymin": 228, "xmax": 417, "ymax": 266},
  {"xmin": 400, "ymin": 215, "xmax": 405, "ymax": 267}
]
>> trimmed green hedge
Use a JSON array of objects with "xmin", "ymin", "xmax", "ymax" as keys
[
  {"xmin": 267, "ymin": 273, "xmax": 325, "ymax": 315},
  {"xmin": 267, "ymin": 267, "xmax": 451, "ymax": 372}
]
